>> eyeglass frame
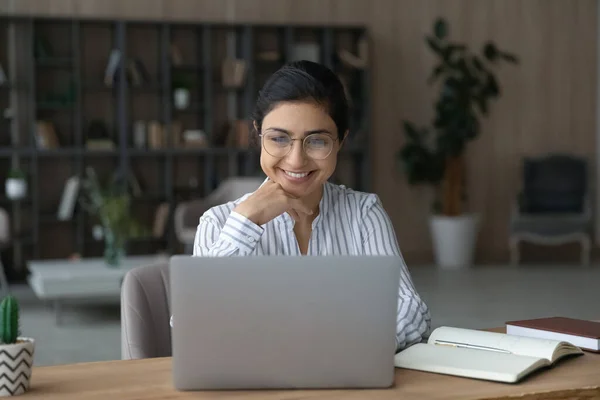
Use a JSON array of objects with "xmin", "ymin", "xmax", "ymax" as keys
[{"xmin": 258, "ymin": 131, "xmax": 340, "ymax": 160}]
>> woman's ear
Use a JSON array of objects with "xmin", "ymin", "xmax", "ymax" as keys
[{"xmin": 253, "ymin": 121, "xmax": 259, "ymax": 134}]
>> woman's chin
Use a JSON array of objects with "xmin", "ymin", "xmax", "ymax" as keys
[{"xmin": 278, "ymin": 178, "xmax": 320, "ymax": 198}]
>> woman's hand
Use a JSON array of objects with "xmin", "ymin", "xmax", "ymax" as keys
[{"xmin": 233, "ymin": 180, "xmax": 314, "ymax": 226}]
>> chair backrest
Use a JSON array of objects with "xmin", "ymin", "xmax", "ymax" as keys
[
  {"xmin": 522, "ymin": 154, "xmax": 587, "ymax": 213},
  {"xmin": 121, "ymin": 262, "xmax": 171, "ymax": 360},
  {"xmin": 175, "ymin": 176, "xmax": 264, "ymax": 235}
]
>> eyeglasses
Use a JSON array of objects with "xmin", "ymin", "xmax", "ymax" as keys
[{"xmin": 259, "ymin": 131, "xmax": 337, "ymax": 160}]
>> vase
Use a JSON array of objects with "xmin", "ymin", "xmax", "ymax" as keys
[
  {"xmin": 0, "ymin": 338, "xmax": 35, "ymax": 397},
  {"xmin": 103, "ymin": 228, "xmax": 125, "ymax": 267},
  {"xmin": 429, "ymin": 213, "xmax": 481, "ymax": 269},
  {"xmin": 173, "ymin": 88, "xmax": 190, "ymax": 110},
  {"xmin": 5, "ymin": 178, "xmax": 27, "ymax": 200}
]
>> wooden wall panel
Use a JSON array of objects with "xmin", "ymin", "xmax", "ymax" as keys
[
  {"xmin": 2, "ymin": 0, "xmax": 76, "ymax": 16},
  {"xmin": 76, "ymin": 0, "xmax": 164, "ymax": 20},
  {"xmin": 1, "ymin": 0, "xmax": 597, "ymax": 264},
  {"xmin": 162, "ymin": 0, "xmax": 231, "ymax": 23}
]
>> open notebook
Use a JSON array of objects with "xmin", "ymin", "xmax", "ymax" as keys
[{"xmin": 394, "ymin": 326, "xmax": 583, "ymax": 383}]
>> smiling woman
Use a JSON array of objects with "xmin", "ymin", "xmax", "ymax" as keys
[{"xmin": 192, "ymin": 60, "xmax": 431, "ymax": 351}]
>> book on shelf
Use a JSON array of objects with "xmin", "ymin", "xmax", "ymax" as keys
[
  {"xmin": 394, "ymin": 326, "xmax": 583, "ymax": 383},
  {"xmin": 506, "ymin": 317, "xmax": 600, "ymax": 353}
]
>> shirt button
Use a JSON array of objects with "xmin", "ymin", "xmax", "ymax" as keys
[{"xmin": 247, "ymin": 236, "xmax": 256, "ymax": 243}]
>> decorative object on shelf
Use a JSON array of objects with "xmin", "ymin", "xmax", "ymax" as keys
[
  {"xmin": 79, "ymin": 167, "xmax": 147, "ymax": 267},
  {"xmin": 35, "ymin": 121, "xmax": 59, "ymax": 149},
  {"xmin": 225, "ymin": 120, "xmax": 251, "ymax": 149},
  {"xmin": 133, "ymin": 120, "xmax": 147, "ymax": 149},
  {"xmin": 0, "ymin": 295, "xmax": 35, "ymax": 397},
  {"xmin": 222, "ymin": 59, "xmax": 247, "ymax": 89},
  {"xmin": 86, "ymin": 120, "xmax": 114, "ymax": 150},
  {"xmin": 147, "ymin": 121, "xmax": 164, "ymax": 149},
  {"xmin": 5, "ymin": 169, "xmax": 27, "ymax": 201},
  {"xmin": 291, "ymin": 43, "xmax": 320, "ymax": 63},
  {"xmin": 397, "ymin": 18, "xmax": 518, "ymax": 269},
  {"xmin": 256, "ymin": 50, "xmax": 280, "ymax": 62},
  {"xmin": 56, "ymin": 176, "xmax": 80, "ymax": 221},
  {"xmin": 172, "ymin": 71, "xmax": 192, "ymax": 110},
  {"xmin": 338, "ymin": 35, "xmax": 369, "ymax": 69},
  {"xmin": 182, "ymin": 129, "xmax": 208, "ymax": 148}
]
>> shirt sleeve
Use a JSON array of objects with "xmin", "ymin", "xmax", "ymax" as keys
[
  {"xmin": 193, "ymin": 210, "xmax": 264, "ymax": 256},
  {"xmin": 361, "ymin": 195, "xmax": 431, "ymax": 352}
]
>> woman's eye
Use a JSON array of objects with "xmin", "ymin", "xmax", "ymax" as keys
[
  {"xmin": 307, "ymin": 138, "xmax": 326, "ymax": 147},
  {"xmin": 269, "ymin": 136, "xmax": 289, "ymax": 145}
]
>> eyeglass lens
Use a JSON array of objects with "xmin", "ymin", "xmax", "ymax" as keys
[{"xmin": 262, "ymin": 132, "xmax": 334, "ymax": 160}]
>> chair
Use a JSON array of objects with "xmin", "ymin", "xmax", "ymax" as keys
[
  {"xmin": 509, "ymin": 154, "xmax": 592, "ymax": 266},
  {"xmin": 121, "ymin": 262, "xmax": 171, "ymax": 360},
  {"xmin": 174, "ymin": 176, "xmax": 264, "ymax": 254}
]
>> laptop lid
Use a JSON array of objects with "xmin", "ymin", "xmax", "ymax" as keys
[{"xmin": 170, "ymin": 255, "xmax": 400, "ymax": 390}]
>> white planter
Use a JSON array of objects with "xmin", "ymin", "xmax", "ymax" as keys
[
  {"xmin": 429, "ymin": 213, "xmax": 480, "ymax": 269},
  {"xmin": 0, "ymin": 338, "xmax": 35, "ymax": 397},
  {"xmin": 5, "ymin": 179, "xmax": 26, "ymax": 200},
  {"xmin": 173, "ymin": 89, "xmax": 190, "ymax": 110}
]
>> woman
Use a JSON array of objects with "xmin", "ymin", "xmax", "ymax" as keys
[{"xmin": 193, "ymin": 60, "xmax": 430, "ymax": 351}]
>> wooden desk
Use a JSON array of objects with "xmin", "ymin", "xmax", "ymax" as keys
[{"xmin": 24, "ymin": 350, "xmax": 600, "ymax": 399}]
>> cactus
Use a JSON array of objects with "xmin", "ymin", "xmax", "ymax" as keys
[{"xmin": 0, "ymin": 295, "xmax": 20, "ymax": 344}]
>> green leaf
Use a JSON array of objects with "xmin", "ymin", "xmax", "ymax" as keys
[
  {"xmin": 428, "ymin": 64, "xmax": 446, "ymax": 83},
  {"xmin": 426, "ymin": 36, "xmax": 444, "ymax": 56},
  {"xmin": 476, "ymin": 95, "xmax": 488, "ymax": 115},
  {"xmin": 486, "ymin": 74, "xmax": 499, "ymax": 97},
  {"xmin": 501, "ymin": 52, "xmax": 519, "ymax": 63},
  {"xmin": 403, "ymin": 121, "xmax": 421, "ymax": 142},
  {"xmin": 434, "ymin": 18, "xmax": 448, "ymax": 40},
  {"xmin": 471, "ymin": 56, "xmax": 485, "ymax": 72},
  {"xmin": 483, "ymin": 42, "xmax": 498, "ymax": 62}
]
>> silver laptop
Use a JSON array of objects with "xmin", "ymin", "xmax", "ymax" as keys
[{"xmin": 169, "ymin": 255, "xmax": 400, "ymax": 390}]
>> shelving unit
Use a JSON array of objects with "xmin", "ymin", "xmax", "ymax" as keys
[{"xmin": 0, "ymin": 16, "xmax": 371, "ymax": 274}]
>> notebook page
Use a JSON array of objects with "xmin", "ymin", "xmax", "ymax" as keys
[
  {"xmin": 429, "ymin": 327, "xmax": 560, "ymax": 361},
  {"xmin": 395, "ymin": 343, "xmax": 547, "ymax": 383}
]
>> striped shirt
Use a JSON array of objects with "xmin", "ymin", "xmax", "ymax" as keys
[{"xmin": 192, "ymin": 180, "xmax": 431, "ymax": 351}]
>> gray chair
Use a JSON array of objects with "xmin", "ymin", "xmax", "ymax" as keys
[
  {"xmin": 174, "ymin": 176, "xmax": 264, "ymax": 254},
  {"xmin": 121, "ymin": 262, "xmax": 171, "ymax": 360},
  {"xmin": 509, "ymin": 154, "xmax": 592, "ymax": 266}
]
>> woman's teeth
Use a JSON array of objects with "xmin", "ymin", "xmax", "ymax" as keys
[{"xmin": 284, "ymin": 171, "xmax": 309, "ymax": 178}]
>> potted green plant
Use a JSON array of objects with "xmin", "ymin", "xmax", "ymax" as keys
[
  {"xmin": 79, "ymin": 167, "xmax": 147, "ymax": 267},
  {"xmin": 0, "ymin": 295, "xmax": 35, "ymax": 397},
  {"xmin": 397, "ymin": 18, "xmax": 518, "ymax": 268},
  {"xmin": 5, "ymin": 169, "xmax": 27, "ymax": 201}
]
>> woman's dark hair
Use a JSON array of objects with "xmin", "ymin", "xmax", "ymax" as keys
[{"xmin": 251, "ymin": 60, "xmax": 349, "ymax": 141}]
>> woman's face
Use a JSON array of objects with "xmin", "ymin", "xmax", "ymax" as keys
[{"xmin": 258, "ymin": 101, "xmax": 344, "ymax": 199}]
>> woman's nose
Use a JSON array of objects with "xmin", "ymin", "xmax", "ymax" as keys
[{"xmin": 285, "ymin": 140, "xmax": 307, "ymax": 166}]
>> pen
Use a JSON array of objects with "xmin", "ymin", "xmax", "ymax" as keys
[{"xmin": 434, "ymin": 340, "xmax": 512, "ymax": 354}]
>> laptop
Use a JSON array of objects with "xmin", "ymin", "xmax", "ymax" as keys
[{"xmin": 169, "ymin": 255, "xmax": 400, "ymax": 390}]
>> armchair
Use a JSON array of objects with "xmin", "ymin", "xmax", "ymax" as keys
[
  {"xmin": 174, "ymin": 176, "xmax": 264, "ymax": 254},
  {"xmin": 509, "ymin": 154, "xmax": 592, "ymax": 266}
]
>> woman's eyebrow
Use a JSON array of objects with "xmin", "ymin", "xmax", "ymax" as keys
[{"xmin": 265, "ymin": 127, "xmax": 334, "ymax": 136}]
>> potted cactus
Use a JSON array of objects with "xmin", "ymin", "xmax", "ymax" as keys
[{"xmin": 0, "ymin": 296, "xmax": 34, "ymax": 397}]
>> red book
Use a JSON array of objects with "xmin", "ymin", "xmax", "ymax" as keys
[{"xmin": 506, "ymin": 317, "xmax": 600, "ymax": 352}]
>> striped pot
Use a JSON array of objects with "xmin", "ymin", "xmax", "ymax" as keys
[{"xmin": 0, "ymin": 338, "xmax": 35, "ymax": 397}]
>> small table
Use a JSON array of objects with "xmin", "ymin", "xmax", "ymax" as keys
[{"xmin": 27, "ymin": 254, "xmax": 169, "ymax": 324}]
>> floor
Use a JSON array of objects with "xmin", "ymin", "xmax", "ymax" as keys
[{"xmin": 14, "ymin": 263, "xmax": 600, "ymax": 367}]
